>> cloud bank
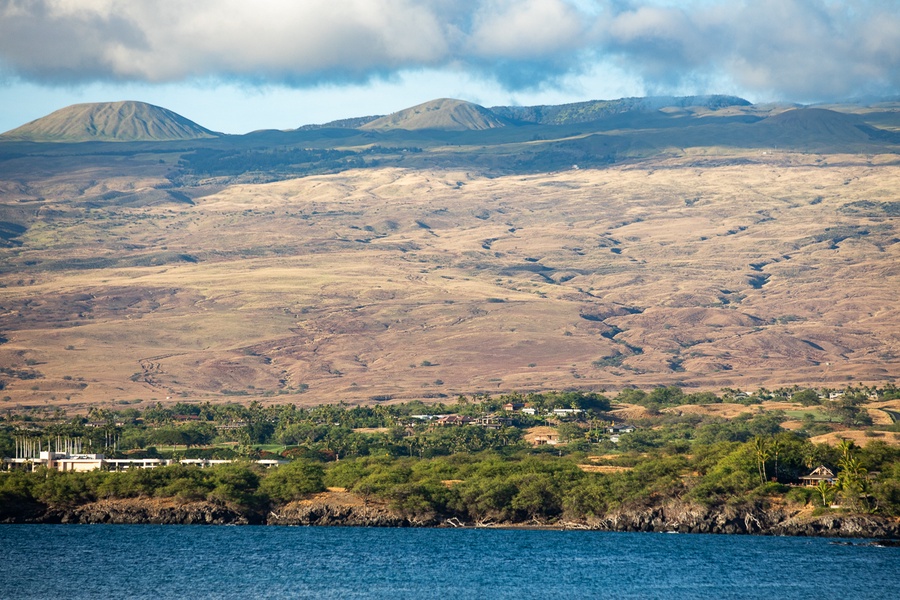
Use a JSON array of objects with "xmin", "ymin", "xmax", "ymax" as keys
[{"xmin": 1, "ymin": 0, "xmax": 897, "ymax": 101}]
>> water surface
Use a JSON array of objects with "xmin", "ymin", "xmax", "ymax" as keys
[{"xmin": 2, "ymin": 526, "xmax": 897, "ymax": 599}]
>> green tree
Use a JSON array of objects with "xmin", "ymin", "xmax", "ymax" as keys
[
  {"xmin": 557, "ymin": 422, "xmax": 584, "ymax": 443},
  {"xmin": 208, "ymin": 463, "xmax": 262, "ymax": 508},
  {"xmin": 836, "ymin": 443, "xmax": 868, "ymax": 511},
  {"xmin": 791, "ymin": 389, "xmax": 821, "ymax": 406}
]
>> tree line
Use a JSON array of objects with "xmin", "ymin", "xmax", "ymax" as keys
[{"xmin": 2, "ymin": 434, "xmax": 899, "ymax": 524}]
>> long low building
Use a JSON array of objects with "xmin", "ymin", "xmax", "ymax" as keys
[{"xmin": 2, "ymin": 451, "xmax": 287, "ymax": 472}]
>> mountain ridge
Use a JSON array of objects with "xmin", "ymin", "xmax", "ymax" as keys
[{"xmin": 7, "ymin": 94, "xmax": 900, "ymax": 142}]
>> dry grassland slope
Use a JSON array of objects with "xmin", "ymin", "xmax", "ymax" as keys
[{"xmin": 1, "ymin": 155, "xmax": 899, "ymax": 409}]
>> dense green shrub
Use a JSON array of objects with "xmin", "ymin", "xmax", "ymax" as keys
[
  {"xmin": 259, "ymin": 460, "xmax": 325, "ymax": 502},
  {"xmin": 207, "ymin": 463, "xmax": 263, "ymax": 508}
]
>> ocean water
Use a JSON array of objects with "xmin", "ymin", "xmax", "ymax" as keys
[{"xmin": 1, "ymin": 525, "xmax": 897, "ymax": 599}]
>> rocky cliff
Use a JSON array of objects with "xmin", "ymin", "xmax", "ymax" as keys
[
  {"xmin": 267, "ymin": 491, "xmax": 429, "ymax": 527},
  {"xmin": 3, "ymin": 493, "xmax": 898, "ymax": 537},
  {"xmin": 4, "ymin": 497, "xmax": 253, "ymax": 525},
  {"xmin": 578, "ymin": 500, "xmax": 900, "ymax": 538}
]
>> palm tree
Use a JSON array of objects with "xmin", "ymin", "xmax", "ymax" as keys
[
  {"xmin": 836, "ymin": 441, "xmax": 868, "ymax": 511},
  {"xmin": 814, "ymin": 480, "xmax": 835, "ymax": 507},
  {"xmin": 753, "ymin": 437, "xmax": 770, "ymax": 484},
  {"xmin": 837, "ymin": 438, "xmax": 854, "ymax": 462},
  {"xmin": 770, "ymin": 438, "xmax": 782, "ymax": 481}
]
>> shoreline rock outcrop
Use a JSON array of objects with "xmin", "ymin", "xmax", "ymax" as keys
[
  {"xmin": 580, "ymin": 500, "xmax": 900, "ymax": 538},
  {"xmin": 42, "ymin": 498, "xmax": 253, "ymax": 525},
  {"xmin": 267, "ymin": 492, "xmax": 424, "ymax": 527},
  {"xmin": 3, "ymin": 494, "xmax": 898, "ymax": 538}
]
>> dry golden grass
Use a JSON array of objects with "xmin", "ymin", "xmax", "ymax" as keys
[
  {"xmin": 867, "ymin": 408, "xmax": 895, "ymax": 426},
  {"xmin": 781, "ymin": 420, "xmax": 805, "ymax": 430},
  {"xmin": 608, "ymin": 404, "xmax": 654, "ymax": 421},
  {"xmin": 663, "ymin": 401, "xmax": 803, "ymax": 419},
  {"xmin": 2, "ymin": 155, "xmax": 900, "ymax": 409},
  {"xmin": 809, "ymin": 430, "xmax": 900, "ymax": 447},
  {"xmin": 578, "ymin": 464, "xmax": 633, "ymax": 473}
]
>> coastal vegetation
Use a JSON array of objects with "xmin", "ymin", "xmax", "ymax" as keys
[{"xmin": 3, "ymin": 386, "xmax": 900, "ymax": 528}]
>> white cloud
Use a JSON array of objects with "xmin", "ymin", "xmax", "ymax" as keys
[
  {"xmin": 468, "ymin": 0, "xmax": 588, "ymax": 58},
  {"xmin": 0, "ymin": 0, "xmax": 897, "ymax": 101}
]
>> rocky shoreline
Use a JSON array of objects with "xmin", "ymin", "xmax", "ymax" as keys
[{"xmin": 3, "ymin": 493, "xmax": 899, "ymax": 538}]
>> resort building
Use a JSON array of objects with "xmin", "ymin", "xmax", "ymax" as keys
[{"xmin": 3, "ymin": 450, "xmax": 286, "ymax": 473}]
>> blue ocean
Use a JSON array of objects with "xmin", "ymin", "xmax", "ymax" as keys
[{"xmin": 1, "ymin": 525, "xmax": 897, "ymax": 599}]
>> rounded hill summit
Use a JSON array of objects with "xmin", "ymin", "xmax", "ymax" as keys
[
  {"xmin": 1, "ymin": 101, "xmax": 218, "ymax": 142},
  {"xmin": 360, "ymin": 98, "xmax": 509, "ymax": 132}
]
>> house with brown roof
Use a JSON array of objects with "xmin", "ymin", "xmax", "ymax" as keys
[{"xmin": 800, "ymin": 465, "xmax": 836, "ymax": 486}]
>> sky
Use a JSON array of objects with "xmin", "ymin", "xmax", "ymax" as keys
[{"xmin": 1, "ymin": 0, "xmax": 899, "ymax": 135}]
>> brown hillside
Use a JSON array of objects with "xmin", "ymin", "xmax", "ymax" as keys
[{"xmin": 1, "ymin": 155, "xmax": 899, "ymax": 409}]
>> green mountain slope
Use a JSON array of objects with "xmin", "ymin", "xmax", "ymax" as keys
[{"xmin": 490, "ymin": 95, "xmax": 751, "ymax": 125}]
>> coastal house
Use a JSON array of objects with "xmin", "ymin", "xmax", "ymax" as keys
[
  {"xmin": 606, "ymin": 424, "xmax": 636, "ymax": 444},
  {"xmin": 409, "ymin": 414, "xmax": 441, "ymax": 421},
  {"xmin": 502, "ymin": 402, "xmax": 525, "ymax": 412},
  {"xmin": 436, "ymin": 415, "xmax": 473, "ymax": 427},
  {"xmin": 532, "ymin": 432, "xmax": 561, "ymax": 446},
  {"xmin": 470, "ymin": 416, "xmax": 508, "ymax": 429},
  {"xmin": 800, "ymin": 465, "xmax": 836, "ymax": 486},
  {"xmin": 606, "ymin": 424, "xmax": 636, "ymax": 434},
  {"xmin": 552, "ymin": 408, "xmax": 583, "ymax": 417},
  {"xmin": 215, "ymin": 420, "xmax": 248, "ymax": 430},
  {"xmin": 173, "ymin": 414, "xmax": 201, "ymax": 422}
]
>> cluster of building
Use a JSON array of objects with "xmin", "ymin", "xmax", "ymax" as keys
[{"xmin": 407, "ymin": 409, "xmax": 638, "ymax": 445}]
